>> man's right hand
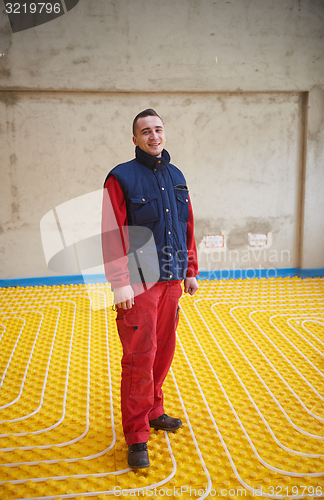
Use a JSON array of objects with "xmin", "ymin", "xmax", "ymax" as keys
[{"xmin": 114, "ymin": 285, "xmax": 135, "ymax": 310}]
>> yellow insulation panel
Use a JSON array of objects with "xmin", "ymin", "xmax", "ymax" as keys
[{"xmin": 0, "ymin": 277, "xmax": 323, "ymax": 499}]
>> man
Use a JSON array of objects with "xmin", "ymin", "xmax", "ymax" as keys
[{"xmin": 102, "ymin": 109, "xmax": 199, "ymax": 469}]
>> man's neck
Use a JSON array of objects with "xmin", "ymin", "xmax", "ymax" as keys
[{"xmin": 139, "ymin": 147, "xmax": 163, "ymax": 158}]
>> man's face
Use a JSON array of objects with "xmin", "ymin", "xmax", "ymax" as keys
[{"xmin": 133, "ymin": 116, "xmax": 166, "ymax": 157}]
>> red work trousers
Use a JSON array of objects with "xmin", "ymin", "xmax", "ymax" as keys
[{"xmin": 116, "ymin": 281, "xmax": 182, "ymax": 445}]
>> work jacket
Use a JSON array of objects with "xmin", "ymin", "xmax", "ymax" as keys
[{"xmin": 106, "ymin": 147, "xmax": 190, "ymax": 283}]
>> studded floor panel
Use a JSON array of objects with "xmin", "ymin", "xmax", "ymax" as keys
[{"xmin": 0, "ymin": 277, "xmax": 324, "ymax": 500}]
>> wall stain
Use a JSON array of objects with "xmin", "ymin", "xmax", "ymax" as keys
[
  {"xmin": 9, "ymin": 154, "xmax": 20, "ymax": 223},
  {"xmin": 196, "ymin": 216, "xmax": 293, "ymax": 251},
  {"xmin": 227, "ymin": 219, "xmax": 272, "ymax": 250},
  {"xmin": 0, "ymin": 12, "xmax": 12, "ymax": 50},
  {"xmin": 73, "ymin": 57, "xmax": 90, "ymax": 64},
  {"xmin": 0, "ymin": 13, "xmax": 13, "ymax": 80},
  {"xmin": 11, "ymin": 184, "xmax": 17, "ymax": 197},
  {"xmin": 217, "ymin": 96, "xmax": 228, "ymax": 113},
  {"xmin": 195, "ymin": 217, "xmax": 225, "ymax": 247},
  {"xmin": 0, "ymin": 93, "xmax": 19, "ymax": 106},
  {"xmin": 0, "ymin": 67, "xmax": 11, "ymax": 78},
  {"xmin": 10, "ymin": 153, "xmax": 17, "ymax": 165},
  {"xmin": 194, "ymin": 114, "xmax": 212, "ymax": 128},
  {"xmin": 11, "ymin": 202, "xmax": 19, "ymax": 213},
  {"xmin": 308, "ymin": 85, "xmax": 324, "ymax": 142}
]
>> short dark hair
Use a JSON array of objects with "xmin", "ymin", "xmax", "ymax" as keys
[{"xmin": 133, "ymin": 108, "xmax": 163, "ymax": 136}]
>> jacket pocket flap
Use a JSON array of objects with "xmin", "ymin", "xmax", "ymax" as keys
[
  {"xmin": 124, "ymin": 313, "xmax": 147, "ymax": 327},
  {"xmin": 130, "ymin": 196, "xmax": 157, "ymax": 204},
  {"xmin": 176, "ymin": 193, "xmax": 190, "ymax": 204}
]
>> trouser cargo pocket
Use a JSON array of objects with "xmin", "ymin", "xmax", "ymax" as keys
[{"xmin": 117, "ymin": 312, "xmax": 150, "ymax": 354}]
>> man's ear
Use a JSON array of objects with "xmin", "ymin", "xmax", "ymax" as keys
[{"xmin": 133, "ymin": 136, "xmax": 137, "ymax": 146}]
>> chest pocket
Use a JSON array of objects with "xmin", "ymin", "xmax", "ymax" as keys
[
  {"xmin": 129, "ymin": 195, "xmax": 159, "ymax": 225},
  {"xmin": 174, "ymin": 185, "xmax": 190, "ymax": 223}
]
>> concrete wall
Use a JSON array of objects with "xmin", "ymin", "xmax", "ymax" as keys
[
  {"xmin": 0, "ymin": 0, "xmax": 323, "ymax": 279},
  {"xmin": 301, "ymin": 87, "xmax": 324, "ymax": 269},
  {"xmin": 1, "ymin": 0, "xmax": 324, "ymax": 92}
]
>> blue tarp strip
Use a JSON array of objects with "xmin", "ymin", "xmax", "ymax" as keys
[{"xmin": 0, "ymin": 268, "xmax": 324, "ymax": 288}]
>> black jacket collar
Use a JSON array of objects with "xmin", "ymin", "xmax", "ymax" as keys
[{"xmin": 135, "ymin": 146, "xmax": 170, "ymax": 171}]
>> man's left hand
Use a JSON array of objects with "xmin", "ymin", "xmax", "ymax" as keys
[{"xmin": 184, "ymin": 277, "xmax": 199, "ymax": 296}]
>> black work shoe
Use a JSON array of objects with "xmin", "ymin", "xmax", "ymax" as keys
[
  {"xmin": 149, "ymin": 413, "xmax": 182, "ymax": 431},
  {"xmin": 128, "ymin": 442, "xmax": 150, "ymax": 469}
]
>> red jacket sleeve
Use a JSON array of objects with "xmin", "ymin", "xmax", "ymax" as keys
[
  {"xmin": 101, "ymin": 175, "xmax": 130, "ymax": 288},
  {"xmin": 186, "ymin": 194, "xmax": 199, "ymax": 278}
]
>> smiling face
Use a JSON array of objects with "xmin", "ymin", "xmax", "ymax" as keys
[{"xmin": 132, "ymin": 115, "xmax": 166, "ymax": 157}]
